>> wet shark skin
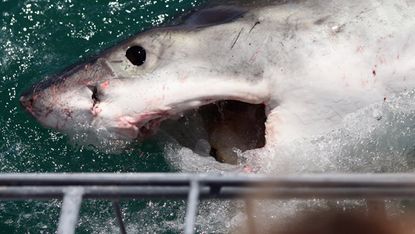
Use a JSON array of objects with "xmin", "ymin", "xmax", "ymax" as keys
[{"xmin": 20, "ymin": 0, "xmax": 415, "ymax": 151}]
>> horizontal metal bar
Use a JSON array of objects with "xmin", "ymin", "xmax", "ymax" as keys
[
  {"xmin": 1, "ymin": 186, "xmax": 415, "ymax": 200},
  {"xmin": 0, "ymin": 186, "xmax": 200, "ymax": 200},
  {"xmin": 0, "ymin": 173, "xmax": 414, "ymax": 187}
]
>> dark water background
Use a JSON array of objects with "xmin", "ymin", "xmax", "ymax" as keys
[{"xmin": 0, "ymin": 0, "xmax": 207, "ymax": 232}]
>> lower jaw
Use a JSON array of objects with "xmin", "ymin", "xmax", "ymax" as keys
[{"xmin": 159, "ymin": 100, "xmax": 267, "ymax": 165}]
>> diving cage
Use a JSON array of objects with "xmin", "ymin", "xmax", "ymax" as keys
[{"xmin": 0, "ymin": 173, "xmax": 414, "ymax": 234}]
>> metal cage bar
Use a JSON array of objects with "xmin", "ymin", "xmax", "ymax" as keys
[
  {"xmin": 184, "ymin": 180, "xmax": 200, "ymax": 234},
  {"xmin": 57, "ymin": 187, "xmax": 84, "ymax": 234},
  {"xmin": 112, "ymin": 200, "xmax": 127, "ymax": 234},
  {"xmin": 1, "ymin": 173, "xmax": 415, "ymax": 233}
]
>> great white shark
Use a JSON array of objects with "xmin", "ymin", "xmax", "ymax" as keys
[{"xmin": 20, "ymin": 0, "xmax": 415, "ymax": 168}]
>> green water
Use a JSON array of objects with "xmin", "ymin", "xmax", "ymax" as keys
[{"xmin": 0, "ymin": 0, "xmax": 207, "ymax": 232}]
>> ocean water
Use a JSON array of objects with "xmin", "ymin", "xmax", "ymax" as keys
[
  {"xmin": 2, "ymin": 0, "xmax": 415, "ymax": 233},
  {"xmin": 0, "ymin": 0, "xmax": 206, "ymax": 233}
]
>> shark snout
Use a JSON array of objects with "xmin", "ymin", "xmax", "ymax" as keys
[
  {"xmin": 20, "ymin": 93, "xmax": 35, "ymax": 114},
  {"xmin": 20, "ymin": 86, "xmax": 44, "ymax": 117},
  {"xmin": 20, "ymin": 90, "xmax": 54, "ymax": 120}
]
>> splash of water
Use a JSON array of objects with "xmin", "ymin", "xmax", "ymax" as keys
[{"xmin": 161, "ymin": 89, "xmax": 415, "ymax": 232}]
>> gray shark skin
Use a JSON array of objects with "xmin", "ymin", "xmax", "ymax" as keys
[{"xmin": 20, "ymin": 0, "xmax": 415, "ymax": 165}]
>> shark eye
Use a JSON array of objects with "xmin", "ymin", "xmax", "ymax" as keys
[{"xmin": 126, "ymin": 46, "xmax": 146, "ymax": 66}]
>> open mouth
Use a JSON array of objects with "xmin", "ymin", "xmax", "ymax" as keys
[{"xmin": 158, "ymin": 100, "xmax": 267, "ymax": 165}]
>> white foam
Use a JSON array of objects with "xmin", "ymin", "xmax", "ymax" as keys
[{"xmin": 248, "ymin": 89, "xmax": 415, "ymax": 175}]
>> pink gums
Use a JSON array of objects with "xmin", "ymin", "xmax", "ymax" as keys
[{"xmin": 117, "ymin": 111, "xmax": 170, "ymax": 138}]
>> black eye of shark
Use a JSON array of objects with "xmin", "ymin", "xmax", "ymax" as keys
[{"xmin": 126, "ymin": 46, "xmax": 146, "ymax": 66}]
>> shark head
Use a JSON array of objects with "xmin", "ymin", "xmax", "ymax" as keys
[{"xmin": 20, "ymin": 6, "xmax": 271, "ymax": 160}]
